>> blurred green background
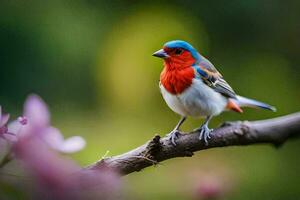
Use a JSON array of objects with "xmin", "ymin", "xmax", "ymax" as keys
[{"xmin": 1, "ymin": 0, "xmax": 300, "ymax": 199}]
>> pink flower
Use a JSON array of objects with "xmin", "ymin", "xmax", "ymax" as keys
[
  {"xmin": 195, "ymin": 178, "xmax": 223, "ymax": 200},
  {"xmin": 192, "ymin": 174, "xmax": 234, "ymax": 200},
  {"xmin": 18, "ymin": 116, "xmax": 28, "ymax": 125},
  {"xmin": 12, "ymin": 94, "xmax": 121, "ymax": 199},
  {"xmin": 0, "ymin": 106, "xmax": 10, "ymax": 128},
  {"xmin": 19, "ymin": 94, "xmax": 86, "ymax": 153},
  {"xmin": 14, "ymin": 134, "xmax": 120, "ymax": 200},
  {"xmin": 0, "ymin": 106, "xmax": 17, "ymax": 141},
  {"xmin": 1, "ymin": 94, "xmax": 120, "ymax": 199}
]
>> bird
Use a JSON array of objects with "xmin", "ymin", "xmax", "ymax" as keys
[{"xmin": 153, "ymin": 40, "xmax": 276, "ymax": 145}]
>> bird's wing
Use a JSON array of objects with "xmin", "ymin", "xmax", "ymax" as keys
[{"xmin": 194, "ymin": 56, "xmax": 237, "ymax": 99}]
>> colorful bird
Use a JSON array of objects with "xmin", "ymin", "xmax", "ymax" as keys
[{"xmin": 153, "ymin": 40, "xmax": 276, "ymax": 145}]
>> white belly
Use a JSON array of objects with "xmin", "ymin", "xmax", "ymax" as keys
[{"xmin": 160, "ymin": 79, "xmax": 227, "ymax": 117}]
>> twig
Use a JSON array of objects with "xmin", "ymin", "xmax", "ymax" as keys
[{"xmin": 86, "ymin": 112, "xmax": 300, "ymax": 176}]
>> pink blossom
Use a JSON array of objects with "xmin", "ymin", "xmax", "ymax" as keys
[
  {"xmin": 18, "ymin": 94, "xmax": 86, "ymax": 153},
  {"xmin": 18, "ymin": 116, "xmax": 28, "ymax": 125},
  {"xmin": 195, "ymin": 178, "xmax": 223, "ymax": 200},
  {"xmin": 14, "ymin": 134, "xmax": 120, "ymax": 200},
  {"xmin": 0, "ymin": 106, "xmax": 10, "ymax": 128},
  {"xmin": 12, "ymin": 94, "xmax": 121, "ymax": 199},
  {"xmin": 0, "ymin": 106, "xmax": 16, "ymax": 141},
  {"xmin": 1, "ymin": 94, "xmax": 121, "ymax": 199},
  {"xmin": 192, "ymin": 173, "xmax": 235, "ymax": 200}
]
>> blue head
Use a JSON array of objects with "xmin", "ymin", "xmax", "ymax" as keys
[{"xmin": 153, "ymin": 40, "xmax": 201, "ymax": 64}]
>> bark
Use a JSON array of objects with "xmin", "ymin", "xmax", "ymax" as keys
[{"xmin": 86, "ymin": 112, "xmax": 300, "ymax": 176}]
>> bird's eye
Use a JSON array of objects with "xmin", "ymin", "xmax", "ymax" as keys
[{"xmin": 174, "ymin": 48, "xmax": 183, "ymax": 55}]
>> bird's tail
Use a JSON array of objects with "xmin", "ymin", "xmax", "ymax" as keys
[{"xmin": 234, "ymin": 95, "xmax": 276, "ymax": 112}]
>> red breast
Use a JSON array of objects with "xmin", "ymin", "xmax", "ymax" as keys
[
  {"xmin": 160, "ymin": 62, "xmax": 195, "ymax": 95},
  {"xmin": 159, "ymin": 47, "xmax": 197, "ymax": 95}
]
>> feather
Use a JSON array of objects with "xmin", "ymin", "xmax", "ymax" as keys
[
  {"xmin": 234, "ymin": 95, "xmax": 276, "ymax": 111},
  {"xmin": 194, "ymin": 57, "xmax": 237, "ymax": 99}
]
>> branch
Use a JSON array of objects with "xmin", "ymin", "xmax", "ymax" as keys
[{"xmin": 86, "ymin": 112, "xmax": 300, "ymax": 176}]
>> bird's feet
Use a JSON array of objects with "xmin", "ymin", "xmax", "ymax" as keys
[
  {"xmin": 167, "ymin": 129, "xmax": 182, "ymax": 146},
  {"xmin": 195, "ymin": 125, "xmax": 213, "ymax": 145}
]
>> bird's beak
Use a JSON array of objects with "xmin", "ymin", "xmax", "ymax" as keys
[{"xmin": 152, "ymin": 49, "xmax": 168, "ymax": 58}]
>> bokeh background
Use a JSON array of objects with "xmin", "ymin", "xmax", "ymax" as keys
[{"xmin": 1, "ymin": 0, "xmax": 300, "ymax": 199}]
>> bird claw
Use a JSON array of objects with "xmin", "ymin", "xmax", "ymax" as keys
[
  {"xmin": 167, "ymin": 130, "xmax": 181, "ymax": 146},
  {"xmin": 196, "ymin": 125, "xmax": 213, "ymax": 145}
]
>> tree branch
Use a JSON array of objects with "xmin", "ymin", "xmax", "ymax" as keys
[{"xmin": 86, "ymin": 112, "xmax": 300, "ymax": 176}]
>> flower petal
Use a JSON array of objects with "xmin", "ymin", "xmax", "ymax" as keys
[
  {"xmin": 59, "ymin": 136, "xmax": 86, "ymax": 153},
  {"xmin": 42, "ymin": 127, "xmax": 64, "ymax": 150},
  {"xmin": 3, "ymin": 132, "xmax": 17, "ymax": 142},
  {"xmin": 8, "ymin": 120, "xmax": 21, "ymax": 135},
  {"xmin": 43, "ymin": 127, "xmax": 85, "ymax": 153},
  {"xmin": 0, "ymin": 113, "xmax": 10, "ymax": 127},
  {"xmin": 18, "ymin": 116, "xmax": 28, "ymax": 125},
  {"xmin": 24, "ymin": 94, "xmax": 50, "ymax": 128}
]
